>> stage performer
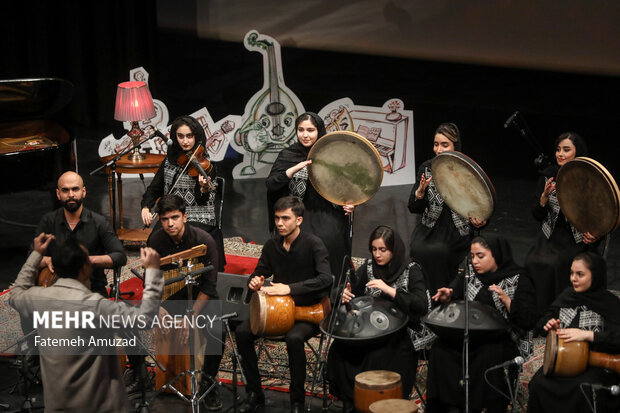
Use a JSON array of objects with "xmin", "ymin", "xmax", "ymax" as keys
[
  {"xmin": 524, "ymin": 131, "xmax": 600, "ymax": 317},
  {"xmin": 10, "ymin": 233, "xmax": 163, "ymax": 413},
  {"xmin": 407, "ymin": 123, "xmax": 485, "ymax": 295},
  {"xmin": 527, "ymin": 252, "xmax": 620, "ymax": 413},
  {"xmin": 427, "ymin": 236, "xmax": 525, "ymax": 413},
  {"xmin": 34, "ymin": 171, "xmax": 126, "ymax": 296},
  {"xmin": 327, "ymin": 225, "xmax": 432, "ymax": 413},
  {"xmin": 236, "ymin": 196, "xmax": 332, "ymax": 413},
  {"xmin": 266, "ymin": 112, "xmax": 353, "ymax": 284},
  {"xmin": 132, "ymin": 194, "xmax": 223, "ymax": 410},
  {"xmin": 141, "ymin": 115, "xmax": 225, "ymax": 271}
]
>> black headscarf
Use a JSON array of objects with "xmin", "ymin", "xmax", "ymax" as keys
[
  {"xmin": 549, "ymin": 252, "xmax": 620, "ymax": 324},
  {"xmin": 266, "ymin": 112, "xmax": 327, "ymax": 231},
  {"xmin": 473, "ymin": 235, "xmax": 521, "ymax": 286},
  {"xmin": 166, "ymin": 115, "xmax": 208, "ymax": 164},
  {"xmin": 369, "ymin": 226, "xmax": 408, "ymax": 285}
]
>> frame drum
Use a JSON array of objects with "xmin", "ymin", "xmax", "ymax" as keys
[
  {"xmin": 354, "ymin": 370, "xmax": 402, "ymax": 413},
  {"xmin": 556, "ymin": 157, "xmax": 620, "ymax": 236},
  {"xmin": 307, "ymin": 131, "xmax": 383, "ymax": 205},
  {"xmin": 431, "ymin": 151, "xmax": 496, "ymax": 222}
]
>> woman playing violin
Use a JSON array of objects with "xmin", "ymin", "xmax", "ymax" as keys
[{"xmin": 141, "ymin": 115, "xmax": 225, "ymax": 270}]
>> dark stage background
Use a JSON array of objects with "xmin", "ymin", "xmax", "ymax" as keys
[{"xmin": 1, "ymin": 1, "xmax": 619, "ymax": 286}]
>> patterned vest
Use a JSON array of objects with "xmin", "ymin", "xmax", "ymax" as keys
[
  {"xmin": 163, "ymin": 159, "xmax": 216, "ymax": 227},
  {"xmin": 421, "ymin": 166, "xmax": 472, "ymax": 237},
  {"xmin": 541, "ymin": 178, "xmax": 583, "ymax": 243}
]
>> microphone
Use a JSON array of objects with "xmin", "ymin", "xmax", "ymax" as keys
[
  {"xmin": 503, "ymin": 111, "xmax": 519, "ymax": 128},
  {"xmin": 151, "ymin": 128, "xmax": 174, "ymax": 147},
  {"xmin": 486, "ymin": 356, "xmax": 525, "ymax": 371},
  {"xmin": 164, "ymin": 265, "xmax": 214, "ymax": 285},
  {"xmin": 216, "ymin": 312, "xmax": 238, "ymax": 321},
  {"xmin": 589, "ymin": 383, "xmax": 620, "ymax": 396}
]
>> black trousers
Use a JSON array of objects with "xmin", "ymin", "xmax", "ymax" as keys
[{"xmin": 235, "ymin": 319, "xmax": 318, "ymax": 404}]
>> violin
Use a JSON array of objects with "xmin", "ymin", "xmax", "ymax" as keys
[{"xmin": 177, "ymin": 145, "xmax": 213, "ymax": 178}]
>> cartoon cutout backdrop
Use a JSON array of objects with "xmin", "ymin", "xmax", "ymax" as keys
[{"xmin": 99, "ymin": 31, "xmax": 415, "ymax": 186}]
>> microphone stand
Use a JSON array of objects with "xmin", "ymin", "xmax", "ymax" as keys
[
  {"xmin": 504, "ymin": 111, "xmax": 549, "ymax": 170},
  {"xmin": 462, "ymin": 254, "xmax": 472, "ymax": 413},
  {"xmin": 221, "ymin": 313, "xmax": 246, "ymax": 413}
]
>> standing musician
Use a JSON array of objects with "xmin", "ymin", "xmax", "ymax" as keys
[
  {"xmin": 235, "ymin": 196, "xmax": 333, "ymax": 413},
  {"xmin": 128, "ymin": 194, "xmax": 224, "ymax": 410},
  {"xmin": 408, "ymin": 123, "xmax": 486, "ymax": 295},
  {"xmin": 10, "ymin": 233, "xmax": 163, "ymax": 413},
  {"xmin": 266, "ymin": 112, "xmax": 354, "ymax": 284},
  {"xmin": 141, "ymin": 115, "xmax": 225, "ymax": 271},
  {"xmin": 34, "ymin": 171, "xmax": 126, "ymax": 296}
]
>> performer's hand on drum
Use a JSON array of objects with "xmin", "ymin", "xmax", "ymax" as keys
[
  {"xmin": 286, "ymin": 160, "xmax": 312, "ymax": 178},
  {"xmin": 488, "ymin": 284, "xmax": 511, "ymax": 311},
  {"xmin": 342, "ymin": 282, "xmax": 355, "ymax": 303},
  {"xmin": 415, "ymin": 175, "xmax": 432, "ymax": 199},
  {"xmin": 557, "ymin": 328, "xmax": 594, "ymax": 343},
  {"xmin": 583, "ymin": 231, "xmax": 599, "ymax": 244},
  {"xmin": 469, "ymin": 217, "xmax": 487, "ymax": 228},
  {"xmin": 343, "ymin": 204, "xmax": 355, "ymax": 216},
  {"xmin": 141, "ymin": 207, "xmax": 153, "ymax": 227},
  {"xmin": 540, "ymin": 178, "xmax": 556, "ymax": 206},
  {"xmin": 261, "ymin": 282, "xmax": 291, "ymax": 296},
  {"xmin": 543, "ymin": 318, "xmax": 561, "ymax": 332},
  {"xmin": 432, "ymin": 287, "xmax": 453, "ymax": 303},
  {"xmin": 366, "ymin": 278, "xmax": 397, "ymax": 298},
  {"xmin": 249, "ymin": 275, "xmax": 265, "ymax": 291}
]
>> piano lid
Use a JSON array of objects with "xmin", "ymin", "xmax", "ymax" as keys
[{"xmin": 0, "ymin": 78, "xmax": 74, "ymax": 123}]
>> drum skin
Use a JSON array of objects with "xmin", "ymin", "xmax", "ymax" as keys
[
  {"xmin": 307, "ymin": 131, "xmax": 383, "ymax": 206},
  {"xmin": 556, "ymin": 157, "xmax": 620, "ymax": 236},
  {"xmin": 431, "ymin": 151, "xmax": 496, "ymax": 222},
  {"xmin": 369, "ymin": 398, "xmax": 418, "ymax": 413},
  {"xmin": 354, "ymin": 370, "xmax": 402, "ymax": 413}
]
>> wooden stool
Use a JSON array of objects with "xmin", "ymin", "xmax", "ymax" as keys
[
  {"xmin": 369, "ymin": 398, "xmax": 418, "ymax": 413},
  {"xmin": 354, "ymin": 370, "xmax": 402, "ymax": 413}
]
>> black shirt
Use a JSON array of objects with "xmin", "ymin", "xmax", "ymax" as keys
[
  {"xmin": 147, "ymin": 223, "xmax": 219, "ymax": 298},
  {"xmin": 34, "ymin": 207, "xmax": 127, "ymax": 294},
  {"xmin": 248, "ymin": 231, "xmax": 332, "ymax": 306}
]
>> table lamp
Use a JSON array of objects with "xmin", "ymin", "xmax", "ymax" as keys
[{"xmin": 114, "ymin": 81, "xmax": 156, "ymax": 161}]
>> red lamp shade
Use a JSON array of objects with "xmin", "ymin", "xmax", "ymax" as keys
[{"xmin": 114, "ymin": 81, "xmax": 156, "ymax": 122}]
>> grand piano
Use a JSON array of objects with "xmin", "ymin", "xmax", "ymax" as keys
[{"xmin": 0, "ymin": 78, "xmax": 76, "ymax": 193}]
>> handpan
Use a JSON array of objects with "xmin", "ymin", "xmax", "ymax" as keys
[
  {"xmin": 422, "ymin": 300, "xmax": 508, "ymax": 342},
  {"xmin": 307, "ymin": 131, "xmax": 383, "ymax": 205},
  {"xmin": 320, "ymin": 296, "xmax": 409, "ymax": 345},
  {"xmin": 556, "ymin": 157, "xmax": 620, "ymax": 236},
  {"xmin": 431, "ymin": 151, "xmax": 496, "ymax": 222}
]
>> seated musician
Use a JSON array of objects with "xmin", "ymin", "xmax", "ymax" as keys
[
  {"xmin": 236, "ymin": 196, "xmax": 333, "ymax": 413},
  {"xmin": 427, "ymin": 236, "xmax": 525, "ymax": 413},
  {"xmin": 34, "ymin": 171, "xmax": 126, "ymax": 296},
  {"xmin": 527, "ymin": 252, "xmax": 620, "ymax": 413},
  {"xmin": 10, "ymin": 233, "xmax": 163, "ymax": 412},
  {"xmin": 141, "ymin": 115, "xmax": 226, "ymax": 271},
  {"xmin": 137, "ymin": 194, "xmax": 224, "ymax": 410},
  {"xmin": 327, "ymin": 225, "xmax": 431, "ymax": 413}
]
